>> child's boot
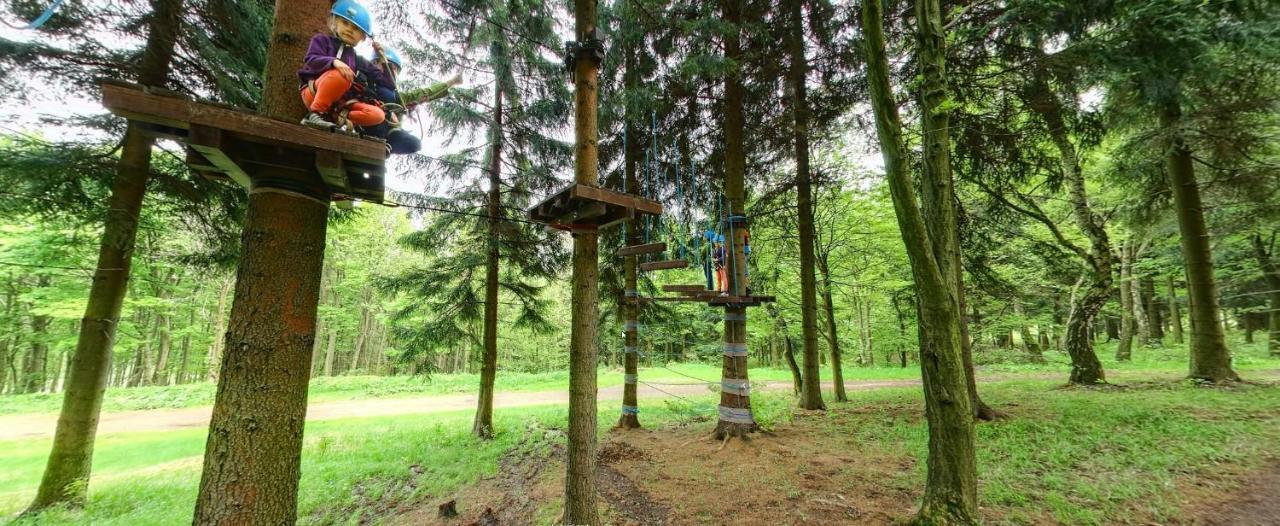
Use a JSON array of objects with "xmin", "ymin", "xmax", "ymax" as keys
[{"xmin": 301, "ymin": 111, "xmax": 336, "ymax": 129}]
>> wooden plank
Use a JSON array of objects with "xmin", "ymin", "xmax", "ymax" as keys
[
  {"xmin": 640, "ymin": 296, "xmax": 708, "ymax": 303},
  {"xmin": 617, "ymin": 243, "xmax": 666, "ymax": 257},
  {"xmin": 639, "ymin": 260, "xmax": 688, "ymax": 272},
  {"xmin": 314, "ymin": 150, "xmax": 349, "ymax": 193},
  {"xmin": 662, "ymin": 284, "xmax": 708, "ymax": 293},
  {"xmin": 100, "ymin": 82, "xmax": 387, "ymax": 163},
  {"xmin": 572, "ymin": 184, "xmax": 663, "ymax": 216},
  {"xmin": 187, "ymin": 125, "xmax": 249, "ymax": 187},
  {"xmin": 707, "ymin": 295, "xmax": 777, "ymax": 306}
]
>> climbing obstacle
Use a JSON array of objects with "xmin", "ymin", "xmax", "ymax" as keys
[
  {"xmin": 616, "ymin": 242, "xmax": 666, "ymax": 257},
  {"xmin": 528, "ymin": 182, "xmax": 662, "ymax": 230},
  {"xmin": 99, "ymin": 80, "xmax": 387, "ymax": 203}
]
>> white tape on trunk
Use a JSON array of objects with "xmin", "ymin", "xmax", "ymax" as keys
[
  {"xmin": 718, "ymin": 405, "xmax": 754, "ymax": 424},
  {"xmin": 723, "ymin": 342, "xmax": 748, "ymax": 357},
  {"xmin": 721, "ymin": 379, "xmax": 750, "ymax": 396}
]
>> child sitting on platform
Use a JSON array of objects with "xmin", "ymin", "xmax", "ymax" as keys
[
  {"xmin": 361, "ymin": 45, "xmax": 463, "ymax": 154},
  {"xmin": 297, "ymin": 0, "xmax": 389, "ymax": 132}
]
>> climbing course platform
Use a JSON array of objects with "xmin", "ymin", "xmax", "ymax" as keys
[
  {"xmin": 661, "ymin": 284, "xmax": 708, "ymax": 293},
  {"xmin": 616, "ymin": 242, "xmax": 666, "ymax": 257},
  {"xmin": 528, "ymin": 183, "xmax": 662, "ymax": 230},
  {"xmin": 707, "ymin": 295, "xmax": 776, "ymax": 307},
  {"xmin": 99, "ymin": 80, "xmax": 388, "ymax": 203},
  {"xmin": 638, "ymin": 259, "xmax": 688, "ymax": 272}
]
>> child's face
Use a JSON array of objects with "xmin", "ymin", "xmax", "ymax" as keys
[{"xmin": 332, "ymin": 16, "xmax": 367, "ymax": 46}]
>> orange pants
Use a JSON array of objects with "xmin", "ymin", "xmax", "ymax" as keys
[
  {"xmin": 716, "ymin": 267, "xmax": 726, "ymax": 292},
  {"xmin": 301, "ymin": 69, "xmax": 385, "ymax": 126}
]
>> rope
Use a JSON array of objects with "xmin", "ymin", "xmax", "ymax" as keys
[
  {"xmin": 638, "ymin": 380, "xmax": 717, "ymax": 413},
  {"xmin": 1, "ymin": 0, "xmax": 64, "ymax": 30}
]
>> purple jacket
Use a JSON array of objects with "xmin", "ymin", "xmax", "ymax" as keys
[{"xmin": 297, "ymin": 33, "xmax": 394, "ymax": 98}]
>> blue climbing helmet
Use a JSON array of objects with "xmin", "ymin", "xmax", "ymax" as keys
[
  {"xmin": 331, "ymin": 0, "xmax": 374, "ymax": 37},
  {"xmin": 381, "ymin": 46, "xmax": 403, "ymax": 70},
  {"xmin": 704, "ymin": 230, "xmax": 716, "ymax": 241}
]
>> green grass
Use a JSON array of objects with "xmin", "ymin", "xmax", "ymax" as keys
[
  {"xmin": 0, "ymin": 362, "xmax": 921, "ymax": 416},
  {"xmin": 0, "ymin": 390, "xmax": 797, "ymax": 525},
  {"xmin": 818, "ymin": 379, "xmax": 1280, "ymax": 524}
]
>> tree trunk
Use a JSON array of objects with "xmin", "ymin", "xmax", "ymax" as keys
[
  {"xmin": 1015, "ymin": 301, "xmax": 1043, "ymax": 362},
  {"xmin": 151, "ymin": 276, "xmax": 174, "ymax": 385},
  {"xmin": 714, "ymin": 0, "xmax": 758, "ymax": 442},
  {"xmin": 1117, "ymin": 241, "xmax": 1136, "ymax": 361},
  {"xmin": 787, "ymin": 0, "xmax": 825, "ymax": 412},
  {"xmin": 1142, "ymin": 277, "xmax": 1163, "ymax": 342},
  {"xmin": 818, "ymin": 259, "xmax": 846, "ymax": 402},
  {"xmin": 563, "ymin": 2, "xmax": 602, "ymax": 523},
  {"xmin": 28, "ymin": 0, "xmax": 185, "ymax": 495},
  {"xmin": 861, "ymin": 0, "xmax": 977, "ymax": 521},
  {"xmin": 1167, "ymin": 275, "xmax": 1184, "ymax": 345},
  {"xmin": 1160, "ymin": 102, "xmax": 1238, "ymax": 383},
  {"xmin": 207, "ymin": 275, "xmax": 232, "ymax": 382},
  {"xmin": 193, "ymin": 0, "xmax": 334, "ymax": 522},
  {"xmin": 23, "ymin": 312, "xmax": 50, "ymax": 393},
  {"xmin": 1250, "ymin": 233, "xmax": 1280, "ymax": 357},
  {"xmin": 616, "ymin": 43, "xmax": 642, "ymax": 430},
  {"xmin": 474, "ymin": 81, "xmax": 503, "ymax": 439},
  {"xmin": 1024, "ymin": 67, "xmax": 1110, "ymax": 384},
  {"xmin": 175, "ymin": 307, "xmax": 194, "ymax": 385}
]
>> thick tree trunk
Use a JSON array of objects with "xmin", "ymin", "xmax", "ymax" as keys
[
  {"xmin": 563, "ymin": 2, "xmax": 602, "ymax": 523},
  {"xmin": 1250, "ymin": 233, "xmax": 1280, "ymax": 357},
  {"xmin": 788, "ymin": 0, "xmax": 825, "ymax": 412},
  {"xmin": 474, "ymin": 83, "xmax": 503, "ymax": 440},
  {"xmin": 193, "ymin": 1, "xmax": 333, "ymax": 523},
  {"xmin": 861, "ymin": 0, "xmax": 977, "ymax": 521},
  {"xmin": 714, "ymin": 0, "xmax": 758, "ymax": 441},
  {"xmin": 1160, "ymin": 102, "xmax": 1238, "ymax": 383},
  {"xmin": 1015, "ymin": 301, "xmax": 1043, "ymax": 362},
  {"xmin": 1167, "ymin": 275, "xmax": 1184, "ymax": 345}
]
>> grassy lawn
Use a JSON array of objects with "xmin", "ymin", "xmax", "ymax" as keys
[
  {"xmin": 4, "ymin": 336, "xmax": 1273, "ymax": 416},
  {"xmin": 0, "ymin": 361, "xmax": 1276, "ymax": 524}
]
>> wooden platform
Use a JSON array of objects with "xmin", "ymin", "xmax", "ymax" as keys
[
  {"xmin": 528, "ymin": 183, "xmax": 662, "ymax": 230},
  {"xmin": 638, "ymin": 260, "xmax": 688, "ymax": 272},
  {"xmin": 617, "ymin": 242, "xmax": 666, "ymax": 257},
  {"xmin": 662, "ymin": 284, "xmax": 709, "ymax": 293},
  {"xmin": 100, "ymin": 81, "xmax": 388, "ymax": 203},
  {"xmin": 707, "ymin": 295, "xmax": 776, "ymax": 307}
]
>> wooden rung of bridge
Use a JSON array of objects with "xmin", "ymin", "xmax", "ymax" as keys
[
  {"xmin": 616, "ymin": 242, "xmax": 666, "ymax": 257},
  {"xmin": 99, "ymin": 80, "xmax": 388, "ymax": 203},
  {"xmin": 662, "ymin": 284, "xmax": 709, "ymax": 293},
  {"xmin": 638, "ymin": 260, "xmax": 688, "ymax": 272}
]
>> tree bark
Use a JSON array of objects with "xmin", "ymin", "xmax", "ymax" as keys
[
  {"xmin": 1250, "ymin": 233, "xmax": 1280, "ymax": 357},
  {"xmin": 1160, "ymin": 101, "xmax": 1238, "ymax": 383},
  {"xmin": 1142, "ymin": 277, "xmax": 1163, "ymax": 341},
  {"xmin": 193, "ymin": 1, "xmax": 333, "ymax": 523},
  {"xmin": 616, "ymin": 43, "xmax": 641, "ymax": 430},
  {"xmin": 714, "ymin": 0, "xmax": 758, "ymax": 441},
  {"xmin": 1023, "ymin": 68, "xmax": 1110, "ymax": 384},
  {"xmin": 563, "ymin": 1, "xmax": 602, "ymax": 523},
  {"xmin": 818, "ymin": 259, "xmax": 846, "ymax": 402},
  {"xmin": 474, "ymin": 80, "xmax": 503, "ymax": 439},
  {"xmin": 861, "ymin": 0, "xmax": 977, "ymax": 521},
  {"xmin": 1167, "ymin": 275, "xmax": 1184, "ymax": 345},
  {"xmin": 26, "ymin": 0, "xmax": 187, "ymax": 487},
  {"xmin": 787, "ymin": 0, "xmax": 825, "ymax": 412},
  {"xmin": 1116, "ymin": 241, "xmax": 1136, "ymax": 361}
]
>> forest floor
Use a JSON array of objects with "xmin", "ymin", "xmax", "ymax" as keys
[
  {"xmin": 381, "ymin": 374, "xmax": 1280, "ymax": 526},
  {"xmin": 2, "ymin": 344, "xmax": 1278, "ymax": 525}
]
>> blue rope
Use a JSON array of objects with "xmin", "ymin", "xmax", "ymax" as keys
[{"xmin": 4, "ymin": 0, "xmax": 63, "ymax": 30}]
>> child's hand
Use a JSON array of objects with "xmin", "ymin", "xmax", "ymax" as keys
[{"xmin": 332, "ymin": 60, "xmax": 355, "ymax": 81}]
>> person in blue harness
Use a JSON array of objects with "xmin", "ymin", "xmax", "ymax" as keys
[{"xmin": 362, "ymin": 45, "xmax": 463, "ymax": 154}]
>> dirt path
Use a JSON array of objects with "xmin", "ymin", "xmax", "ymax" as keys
[
  {"xmin": 0, "ymin": 379, "xmax": 920, "ymax": 441},
  {"xmin": 1191, "ymin": 461, "xmax": 1280, "ymax": 525}
]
